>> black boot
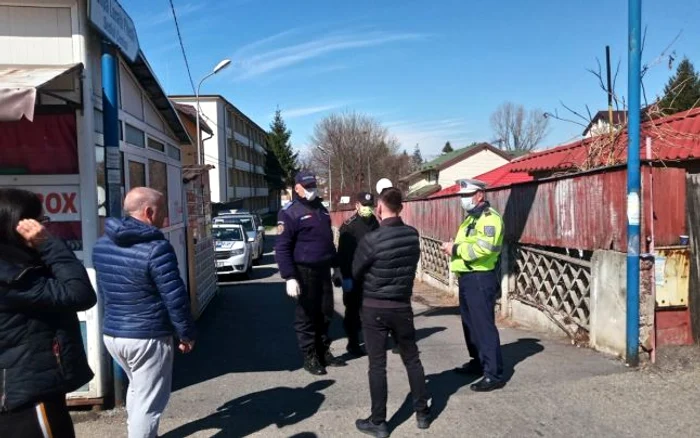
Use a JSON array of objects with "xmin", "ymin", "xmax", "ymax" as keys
[
  {"xmin": 355, "ymin": 417, "xmax": 390, "ymax": 438},
  {"xmin": 303, "ymin": 352, "xmax": 326, "ymax": 376},
  {"xmin": 416, "ymin": 410, "xmax": 432, "ymax": 430},
  {"xmin": 322, "ymin": 348, "xmax": 347, "ymax": 367}
]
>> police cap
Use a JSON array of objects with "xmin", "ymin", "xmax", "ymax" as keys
[
  {"xmin": 456, "ymin": 178, "xmax": 487, "ymax": 195},
  {"xmin": 295, "ymin": 171, "xmax": 317, "ymax": 188},
  {"xmin": 356, "ymin": 192, "xmax": 374, "ymax": 207}
]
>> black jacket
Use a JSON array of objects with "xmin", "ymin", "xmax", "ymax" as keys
[
  {"xmin": 352, "ymin": 217, "xmax": 420, "ymax": 303},
  {"xmin": 0, "ymin": 238, "xmax": 96, "ymax": 412},
  {"xmin": 337, "ymin": 213, "xmax": 380, "ymax": 279}
]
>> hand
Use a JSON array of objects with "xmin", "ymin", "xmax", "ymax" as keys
[
  {"xmin": 342, "ymin": 278, "xmax": 353, "ymax": 293},
  {"xmin": 441, "ymin": 241, "xmax": 454, "ymax": 256},
  {"xmin": 331, "ymin": 268, "xmax": 342, "ymax": 288},
  {"xmin": 178, "ymin": 340, "xmax": 195, "ymax": 354},
  {"xmin": 286, "ymin": 279, "xmax": 300, "ymax": 298},
  {"xmin": 16, "ymin": 219, "xmax": 50, "ymax": 248}
]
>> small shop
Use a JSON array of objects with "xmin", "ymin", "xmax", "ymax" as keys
[{"xmin": 0, "ymin": 0, "xmax": 193, "ymax": 406}]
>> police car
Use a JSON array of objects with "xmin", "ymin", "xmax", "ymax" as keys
[{"xmin": 213, "ymin": 223, "xmax": 253, "ymax": 278}]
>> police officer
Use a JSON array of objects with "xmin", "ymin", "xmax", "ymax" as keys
[
  {"xmin": 337, "ymin": 192, "xmax": 380, "ymax": 356},
  {"xmin": 441, "ymin": 178, "xmax": 505, "ymax": 392},
  {"xmin": 276, "ymin": 171, "xmax": 346, "ymax": 376}
]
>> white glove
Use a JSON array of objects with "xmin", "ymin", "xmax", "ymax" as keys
[{"xmin": 286, "ymin": 279, "xmax": 300, "ymax": 298}]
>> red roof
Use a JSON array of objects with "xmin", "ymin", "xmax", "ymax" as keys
[
  {"xmin": 511, "ymin": 108, "xmax": 700, "ymax": 172},
  {"xmin": 428, "ymin": 162, "xmax": 533, "ymax": 198}
]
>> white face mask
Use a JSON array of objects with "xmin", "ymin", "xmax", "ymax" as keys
[
  {"xmin": 461, "ymin": 196, "xmax": 476, "ymax": 211},
  {"xmin": 304, "ymin": 188, "xmax": 318, "ymax": 201}
]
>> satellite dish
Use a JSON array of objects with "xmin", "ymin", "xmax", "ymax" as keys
[{"xmin": 375, "ymin": 178, "xmax": 393, "ymax": 194}]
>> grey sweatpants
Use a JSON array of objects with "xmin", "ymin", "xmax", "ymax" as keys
[{"xmin": 103, "ymin": 335, "xmax": 174, "ymax": 438}]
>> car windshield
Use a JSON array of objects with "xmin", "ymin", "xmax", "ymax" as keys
[
  {"xmin": 216, "ymin": 216, "xmax": 255, "ymax": 232},
  {"xmin": 213, "ymin": 227, "xmax": 244, "ymax": 241}
]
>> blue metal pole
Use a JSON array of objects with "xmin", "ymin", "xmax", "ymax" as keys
[
  {"xmin": 626, "ymin": 0, "xmax": 642, "ymax": 367},
  {"xmin": 101, "ymin": 41, "xmax": 127, "ymax": 405}
]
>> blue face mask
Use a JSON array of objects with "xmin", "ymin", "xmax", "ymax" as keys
[{"xmin": 304, "ymin": 188, "xmax": 317, "ymax": 201}]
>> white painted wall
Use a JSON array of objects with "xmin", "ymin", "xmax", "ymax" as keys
[
  {"xmin": 0, "ymin": 4, "xmax": 74, "ymax": 64},
  {"xmin": 438, "ymin": 149, "xmax": 509, "ymax": 188}
]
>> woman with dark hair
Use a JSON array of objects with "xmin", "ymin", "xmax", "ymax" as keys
[{"xmin": 0, "ymin": 188, "xmax": 96, "ymax": 438}]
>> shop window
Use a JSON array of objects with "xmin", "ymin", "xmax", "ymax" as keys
[
  {"xmin": 94, "ymin": 109, "xmax": 104, "ymax": 133},
  {"xmin": 0, "ymin": 113, "xmax": 78, "ymax": 175},
  {"xmin": 147, "ymin": 137, "xmax": 165, "ymax": 152},
  {"xmin": 167, "ymin": 144, "xmax": 181, "ymax": 161},
  {"xmin": 128, "ymin": 160, "xmax": 146, "ymax": 189},
  {"xmin": 148, "ymin": 159, "xmax": 169, "ymax": 217},
  {"xmin": 125, "ymin": 123, "xmax": 145, "ymax": 147}
]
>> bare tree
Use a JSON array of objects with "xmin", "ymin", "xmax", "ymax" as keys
[
  {"xmin": 490, "ymin": 102, "xmax": 550, "ymax": 155},
  {"xmin": 308, "ymin": 112, "xmax": 409, "ymax": 205}
]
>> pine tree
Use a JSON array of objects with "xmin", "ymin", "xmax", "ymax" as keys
[
  {"xmin": 411, "ymin": 144, "xmax": 423, "ymax": 171},
  {"xmin": 442, "ymin": 141, "xmax": 454, "ymax": 154},
  {"xmin": 267, "ymin": 108, "xmax": 298, "ymax": 187},
  {"xmin": 659, "ymin": 58, "xmax": 700, "ymax": 115}
]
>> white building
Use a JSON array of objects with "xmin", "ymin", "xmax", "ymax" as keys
[
  {"xmin": 170, "ymin": 95, "xmax": 273, "ymax": 213},
  {"xmin": 0, "ymin": 0, "xmax": 194, "ymax": 406}
]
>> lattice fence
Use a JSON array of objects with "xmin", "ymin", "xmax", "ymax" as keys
[
  {"xmin": 421, "ymin": 236, "xmax": 450, "ymax": 285},
  {"xmin": 513, "ymin": 246, "xmax": 592, "ymax": 330}
]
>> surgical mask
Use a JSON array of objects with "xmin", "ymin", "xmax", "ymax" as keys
[
  {"xmin": 304, "ymin": 188, "xmax": 318, "ymax": 201},
  {"xmin": 461, "ymin": 196, "xmax": 477, "ymax": 212},
  {"xmin": 358, "ymin": 206, "xmax": 374, "ymax": 218}
]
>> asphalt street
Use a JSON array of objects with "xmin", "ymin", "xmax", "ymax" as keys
[{"xmin": 74, "ymin": 237, "xmax": 700, "ymax": 437}]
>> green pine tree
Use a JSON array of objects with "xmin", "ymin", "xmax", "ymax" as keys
[
  {"xmin": 659, "ymin": 58, "xmax": 700, "ymax": 115},
  {"xmin": 442, "ymin": 141, "xmax": 454, "ymax": 154},
  {"xmin": 267, "ymin": 108, "xmax": 298, "ymax": 188}
]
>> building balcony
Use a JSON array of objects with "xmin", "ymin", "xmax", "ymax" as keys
[{"xmin": 234, "ymin": 132, "xmax": 249, "ymax": 145}]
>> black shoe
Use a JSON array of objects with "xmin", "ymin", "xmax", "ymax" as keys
[
  {"xmin": 346, "ymin": 343, "xmax": 365, "ymax": 357},
  {"xmin": 470, "ymin": 377, "xmax": 505, "ymax": 392},
  {"xmin": 323, "ymin": 349, "xmax": 347, "ymax": 367},
  {"xmin": 416, "ymin": 411, "xmax": 432, "ymax": 430},
  {"xmin": 355, "ymin": 417, "xmax": 390, "ymax": 438},
  {"xmin": 303, "ymin": 353, "xmax": 327, "ymax": 376},
  {"xmin": 454, "ymin": 360, "xmax": 483, "ymax": 376}
]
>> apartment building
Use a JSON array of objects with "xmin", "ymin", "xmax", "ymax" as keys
[{"xmin": 170, "ymin": 95, "xmax": 270, "ymax": 212}]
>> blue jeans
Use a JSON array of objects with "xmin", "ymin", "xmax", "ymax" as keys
[{"xmin": 458, "ymin": 271, "xmax": 503, "ymax": 380}]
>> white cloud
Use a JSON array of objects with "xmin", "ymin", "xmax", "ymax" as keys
[
  {"xmin": 281, "ymin": 102, "xmax": 350, "ymax": 119},
  {"xmin": 387, "ymin": 118, "xmax": 473, "ymax": 155},
  {"xmin": 231, "ymin": 29, "xmax": 428, "ymax": 80},
  {"xmin": 147, "ymin": 2, "xmax": 205, "ymax": 27}
]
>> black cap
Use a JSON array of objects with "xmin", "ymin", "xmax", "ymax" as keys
[
  {"xmin": 356, "ymin": 192, "xmax": 374, "ymax": 207},
  {"xmin": 295, "ymin": 171, "xmax": 317, "ymax": 188}
]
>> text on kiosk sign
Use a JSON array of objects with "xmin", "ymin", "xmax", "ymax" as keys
[{"xmin": 32, "ymin": 186, "xmax": 80, "ymax": 222}]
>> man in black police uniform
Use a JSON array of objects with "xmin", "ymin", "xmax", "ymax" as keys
[
  {"xmin": 275, "ymin": 171, "xmax": 346, "ymax": 376},
  {"xmin": 337, "ymin": 192, "xmax": 380, "ymax": 357},
  {"xmin": 352, "ymin": 187, "xmax": 431, "ymax": 437}
]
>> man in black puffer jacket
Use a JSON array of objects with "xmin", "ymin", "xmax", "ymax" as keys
[
  {"xmin": 0, "ymin": 188, "xmax": 96, "ymax": 438},
  {"xmin": 352, "ymin": 187, "xmax": 431, "ymax": 437}
]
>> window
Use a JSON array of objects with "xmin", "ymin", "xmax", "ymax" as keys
[
  {"xmin": 128, "ymin": 160, "xmax": 146, "ymax": 188},
  {"xmin": 147, "ymin": 137, "xmax": 165, "ymax": 152},
  {"xmin": 94, "ymin": 109, "xmax": 104, "ymax": 133},
  {"xmin": 213, "ymin": 227, "xmax": 244, "ymax": 242},
  {"xmin": 125, "ymin": 124, "xmax": 145, "ymax": 147},
  {"xmin": 148, "ymin": 159, "xmax": 169, "ymax": 217},
  {"xmin": 167, "ymin": 144, "xmax": 181, "ymax": 160}
]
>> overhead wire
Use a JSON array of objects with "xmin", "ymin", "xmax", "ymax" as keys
[{"xmin": 168, "ymin": 0, "xmax": 196, "ymax": 94}]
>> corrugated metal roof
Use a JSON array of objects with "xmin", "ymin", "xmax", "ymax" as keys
[
  {"xmin": 173, "ymin": 102, "xmax": 213, "ymax": 135},
  {"xmin": 428, "ymin": 162, "xmax": 534, "ymax": 198},
  {"xmin": 511, "ymin": 108, "xmax": 700, "ymax": 172}
]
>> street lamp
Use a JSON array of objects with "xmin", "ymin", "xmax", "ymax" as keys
[
  {"xmin": 317, "ymin": 146, "xmax": 331, "ymax": 208},
  {"xmin": 196, "ymin": 59, "xmax": 232, "ymax": 165}
]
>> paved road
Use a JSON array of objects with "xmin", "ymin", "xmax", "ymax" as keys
[{"xmin": 75, "ymin": 238, "xmax": 700, "ymax": 437}]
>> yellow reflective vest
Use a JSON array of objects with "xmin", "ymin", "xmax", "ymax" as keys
[{"xmin": 449, "ymin": 206, "xmax": 504, "ymax": 273}]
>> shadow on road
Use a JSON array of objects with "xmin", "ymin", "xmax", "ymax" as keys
[
  {"xmin": 389, "ymin": 337, "xmax": 544, "ymax": 431},
  {"xmin": 161, "ymin": 380, "xmax": 334, "ymax": 438}
]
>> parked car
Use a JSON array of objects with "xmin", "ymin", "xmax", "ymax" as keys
[
  {"xmin": 213, "ymin": 223, "xmax": 253, "ymax": 278},
  {"xmin": 213, "ymin": 214, "xmax": 264, "ymax": 262}
]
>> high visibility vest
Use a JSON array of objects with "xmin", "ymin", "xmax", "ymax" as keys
[{"xmin": 449, "ymin": 207, "xmax": 504, "ymax": 273}]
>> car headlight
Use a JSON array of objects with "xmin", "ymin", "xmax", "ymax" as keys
[
  {"xmin": 248, "ymin": 237, "xmax": 255, "ymax": 242},
  {"xmin": 231, "ymin": 249, "xmax": 245, "ymax": 256}
]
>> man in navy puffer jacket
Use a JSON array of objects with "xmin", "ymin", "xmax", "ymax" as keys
[{"xmin": 93, "ymin": 187, "xmax": 195, "ymax": 438}]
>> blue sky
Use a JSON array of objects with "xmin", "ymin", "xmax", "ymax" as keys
[{"xmin": 123, "ymin": 0, "xmax": 700, "ymax": 160}]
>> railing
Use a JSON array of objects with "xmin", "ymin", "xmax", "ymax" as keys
[
  {"xmin": 420, "ymin": 236, "xmax": 450, "ymax": 285},
  {"xmin": 513, "ymin": 245, "xmax": 592, "ymax": 330}
]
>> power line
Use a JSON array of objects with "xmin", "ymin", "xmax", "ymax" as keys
[{"xmin": 168, "ymin": 0, "xmax": 196, "ymax": 94}]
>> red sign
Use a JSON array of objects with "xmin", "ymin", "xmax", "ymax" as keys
[{"xmin": 31, "ymin": 186, "xmax": 81, "ymax": 222}]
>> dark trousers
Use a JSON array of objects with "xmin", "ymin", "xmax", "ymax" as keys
[
  {"xmin": 295, "ymin": 264, "xmax": 334, "ymax": 356},
  {"xmin": 343, "ymin": 287, "xmax": 363, "ymax": 346},
  {"xmin": 362, "ymin": 306, "xmax": 430, "ymax": 423},
  {"xmin": 0, "ymin": 396, "xmax": 75, "ymax": 438},
  {"xmin": 458, "ymin": 271, "xmax": 503, "ymax": 380}
]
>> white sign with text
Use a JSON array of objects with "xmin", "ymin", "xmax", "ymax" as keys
[{"xmin": 89, "ymin": 0, "xmax": 139, "ymax": 62}]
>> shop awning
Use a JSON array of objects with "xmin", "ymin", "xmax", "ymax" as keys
[{"xmin": 0, "ymin": 63, "xmax": 83, "ymax": 122}]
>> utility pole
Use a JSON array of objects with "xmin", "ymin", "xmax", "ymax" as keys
[{"xmin": 626, "ymin": 0, "xmax": 642, "ymax": 367}]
